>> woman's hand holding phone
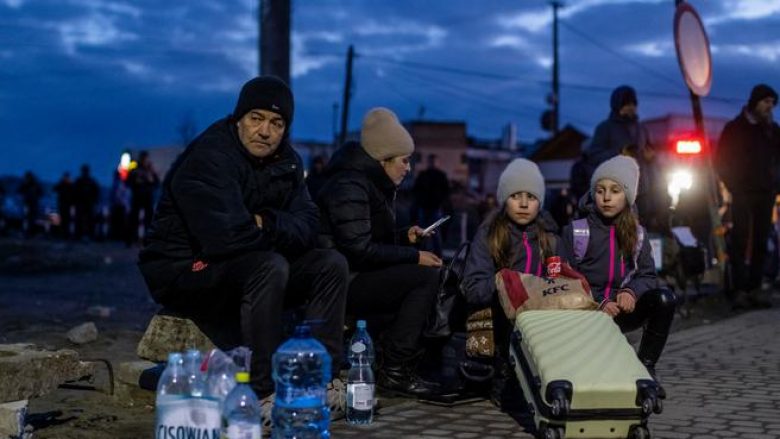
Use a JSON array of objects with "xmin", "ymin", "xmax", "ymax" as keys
[{"xmin": 407, "ymin": 225, "xmax": 426, "ymax": 244}]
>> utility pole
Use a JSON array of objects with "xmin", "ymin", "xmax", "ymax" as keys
[
  {"xmin": 551, "ymin": 1, "xmax": 562, "ymax": 135},
  {"xmin": 339, "ymin": 45, "xmax": 355, "ymax": 147},
  {"xmin": 332, "ymin": 102, "xmax": 339, "ymax": 146},
  {"xmin": 260, "ymin": 0, "xmax": 290, "ymax": 83}
]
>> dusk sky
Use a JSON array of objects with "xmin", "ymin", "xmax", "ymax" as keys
[{"xmin": 2, "ymin": 0, "xmax": 779, "ymax": 184}]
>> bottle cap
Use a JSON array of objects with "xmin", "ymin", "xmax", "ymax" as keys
[
  {"xmin": 235, "ymin": 372, "xmax": 250, "ymax": 383},
  {"xmin": 356, "ymin": 320, "xmax": 367, "ymax": 329}
]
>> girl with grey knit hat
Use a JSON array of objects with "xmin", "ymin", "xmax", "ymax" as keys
[
  {"xmin": 558, "ymin": 155, "xmax": 677, "ymax": 399},
  {"xmin": 462, "ymin": 158, "xmax": 558, "ymax": 408}
]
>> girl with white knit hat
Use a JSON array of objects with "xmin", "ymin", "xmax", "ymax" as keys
[{"xmin": 558, "ymin": 155, "xmax": 677, "ymax": 399}]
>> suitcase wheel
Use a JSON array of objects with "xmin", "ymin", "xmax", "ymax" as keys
[
  {"xmin": 653, "ymin": 397, "xmax": 663, "ymax": 414},
  {"xmin": 640, "ymin": 394, "xmax": 663, "ymax": 416},
  {"xmin": 549, "ymin": 388, "xmax": 570, "ymax": 418},
  {"xmin": 539, "ymin": 425, "xmax": 564, "ymax": 439},
  {"xmin": 628, "ymin": 425, "xmax": 650, "ymax": 439},
  {"xmin": 550, "ymin": 397, "xmax": 569, "ymax": 418},
  {"xmin": 640, "ymin": 397, "xmax": 653, "ymax": 417}
]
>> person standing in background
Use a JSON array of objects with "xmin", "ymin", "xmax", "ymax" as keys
[
  {"xmin": 412, "ymin": 154, "xmax": 451, "ymax": 256},
  {"xmin": 715, "ymin": 84, "xmax": 780, "ymax": 309},
  {"xmin": 54, "ymin": 172, "xmax": 75, "ymax": 238},
  {"xmin": 18, "ymin": 171, "xmax": 43, "ymax": 237},
  {"xmin": 126, "ymin": 151, "xmax": 160, "ymax": 246},
  {"xmin": 73, "ymin": 165, "xmax": 100, "ymax": 240}
]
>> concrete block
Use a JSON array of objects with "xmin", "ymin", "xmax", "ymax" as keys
[
  {"xmin": 136, "ymin": 314, "xmax": 216, "ymax": 362},
  {"xmin": 0, "ymin": 344, "xmax": 95, "ymax": 403},
  {"xmin": 113, "ymin": 361, "xmax": 159, "ymax": 408},
  {"xmin": 66, "ymin": 322, "xmax": 98, "ymax": 345},
  {"xmin": 0, "ymin": 400, "xmax": 27, "ymax": 439},
  {"xmin": 114, "ymin": 381, "xmax": 155, "ymax": 408},
  {"xmin": 116, "ymin": 360, "xmax": 158, "ymax": 386}
]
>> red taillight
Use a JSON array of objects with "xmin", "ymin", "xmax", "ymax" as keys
[{"xmin": 675, "ymin": 139, "xmax": 702, "ymax": 155}]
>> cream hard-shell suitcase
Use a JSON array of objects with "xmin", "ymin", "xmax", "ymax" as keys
[{"xmin": 509, "ymin": 310, "xmax": 662, "ymax": 439}]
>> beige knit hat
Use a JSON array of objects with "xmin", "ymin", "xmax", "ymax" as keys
[{"xmin": 360, "ymin": 107, "xmax": 414, "ymax": 161}]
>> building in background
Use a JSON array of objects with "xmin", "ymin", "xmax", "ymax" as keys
[
  {"xmin": 531, "ymin": 125, "xmax": 588, "ymax": 190},
  {"xmin": 407, "ymin": 120, "xmax": 470, "ymax": 187}
]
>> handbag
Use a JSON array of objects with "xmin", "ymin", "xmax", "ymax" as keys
[
  {"xmin": 423, "ymin": 241, "xmax": 470, "ymax": 339},
  {"xmin": 465, "ymin": 308, "xmax": 494, "ymax": 358}
]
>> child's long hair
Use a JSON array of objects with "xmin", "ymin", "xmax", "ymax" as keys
[
  {"xmin": 487, "ymin": 208, "xmax": 552, "ymax": 269},
  {"xmin": 614, "ymin": 206, "xmax": 639, "ymax": 258}
]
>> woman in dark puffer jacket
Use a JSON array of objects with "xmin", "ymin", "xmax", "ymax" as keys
[{"xmin": 317, "ymin": 107, "xmax": 442, "ymax": 398}]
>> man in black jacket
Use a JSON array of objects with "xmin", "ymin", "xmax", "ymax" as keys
[
  {"xmin": 138, "ymin": 77, "xmax": 349, "ymax": 404},
  {"xmin": 716, "ymin": 84, "xmax": 779, "ymax": 309}
]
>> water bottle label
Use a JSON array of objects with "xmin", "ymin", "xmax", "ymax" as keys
[
  {"xmin": 155, "ymin": 397, "xmax": 221, "ymax": 439},
  {"xmin": 225, "ymin": 422, "xmax": 261, "ymax": 439},
  {"xmin": 347, "ymin": 384, "xmax": 374, "ymax": 410},
  {"xmin": 351, "ymin": 341, "xmax": 366, "ymax": 353}
]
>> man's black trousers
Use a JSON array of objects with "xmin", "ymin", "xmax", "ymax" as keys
[
  {"xmin": 730, "ymin": 191, "xmax": 775, "ymax": 293},
  {"xmin": 158, "ymin": 249, "xmax": 348, "ymax": 398}
]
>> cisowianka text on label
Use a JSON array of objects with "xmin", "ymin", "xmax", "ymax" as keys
[{"xmin": 156, "ymin": 425, "xmax": 221, "ymax": 439}]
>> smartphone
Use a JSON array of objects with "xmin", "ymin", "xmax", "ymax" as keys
[{"xmin": 422, "ymin": 215, "xmax": 451, "ymax": 235}]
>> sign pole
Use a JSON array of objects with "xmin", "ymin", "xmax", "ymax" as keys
[{"xmin": 674, "ymin": 1, "xmax": 727, "ymax": 266}]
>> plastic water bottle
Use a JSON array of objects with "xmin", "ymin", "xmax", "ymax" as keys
[
  {"xmin": 222, "ymin": 372, "xmax": 261, "ymax": 439},
  {"xmin": 346, "ymin": 321, "xmax": 374, "ymax": 425},
  {"xmin": 155, "ymin": 352, "xmax": 220, "ymax": 439},
  {"xmin": 347, "ymin": 320, "xmax": 375, "ymax": 366},
  {"xmin": 184, "ymin": 349, "xmax": 205, "ymax": 397},
  {"xmin": 271, "ymin": 325, "xmax": 331, "ymax": 439},
  {"xmin": 205, "ymin": 349, "xmax": 238, "ymax": 405},
  {"xmin": 155, "ymin": 353, "xmax": 191, "ymax": 438},
  {"xmin": 157, "ymin": 352, "xmax": 189, "ymax": 401}
]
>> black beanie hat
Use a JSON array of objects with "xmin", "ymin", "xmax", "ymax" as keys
[
  {"xmin": 748, "ymin": 84, "xmax": 778, "ymax": 110},
  {"xmin": 610, "ymin": 85, "xmax": 638, "ymax": 113},
  {"xmin": 232, "ymin": 76, "xmax": 294, "ymax": 129}
]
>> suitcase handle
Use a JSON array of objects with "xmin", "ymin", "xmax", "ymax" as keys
[{"xmin": 459, "ymin": 360, "xmax": 495, "ymax": 382}]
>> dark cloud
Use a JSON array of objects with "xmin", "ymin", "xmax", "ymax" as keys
[{"xmin": 1, "ymin": 0, "xmax": 778, "ymax": 183}]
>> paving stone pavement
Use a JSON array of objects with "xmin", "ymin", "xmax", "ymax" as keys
[{"xmin": 330, "ymin": 306, "xmax": 780, "ymax": 438}]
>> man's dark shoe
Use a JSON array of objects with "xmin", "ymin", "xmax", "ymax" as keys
[
  {"xmin": 643, "ymin": 363, "xmax": 666, "ymax": 400},
  {"xmin": 378, "ymin": 364, "xmax": 440, "ymax": 399}
]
